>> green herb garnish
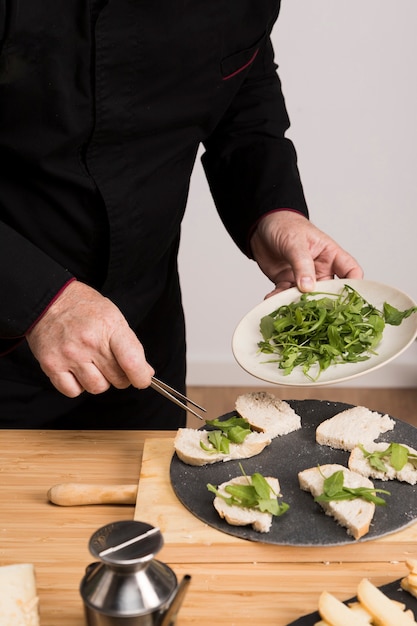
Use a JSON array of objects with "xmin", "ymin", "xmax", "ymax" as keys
[
  {"xmin": 258, "ymin": 284, "xmax": 417, "ymax": 381},
  {"xmin": 207, "ymin": 464, "xmax": 289, "ymax": 517},
  {"xmin": 200, "ymin": 415, "xmax": 252, "ymax": 454},
  {"xmin": 358, "ymin": 442, "xmax": 417, "ymax": 472},
  {"xmin": 315, "ymin": 468, "xmax": 390, "ymax": 506}
]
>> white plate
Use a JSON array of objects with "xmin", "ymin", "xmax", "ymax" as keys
[{"xmin": 232, "ymin": 279, "xmax": 417, "ymax": 387}]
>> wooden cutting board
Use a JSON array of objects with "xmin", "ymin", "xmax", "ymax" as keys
[{"xmin": 134, "ymin": 438, "xmax": 417, "ymax": 564}]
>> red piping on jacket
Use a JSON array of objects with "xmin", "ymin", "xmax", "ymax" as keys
[
  {"xmin": 25, "ymin": 277, "xmax": 77, "ymax": 336},
  {"xmin": 222, "ymin": 49, "xmax": 259, "ymax": 81}
]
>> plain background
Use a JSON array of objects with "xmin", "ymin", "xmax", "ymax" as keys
[{"xmin": 178, "ymin": 0, "xmax": 417, "ymax": 387}]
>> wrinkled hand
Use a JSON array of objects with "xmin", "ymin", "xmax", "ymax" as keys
[
  {"xmin": 26, "ymin": 281, "xmax": 154, "ymax": 397},
  {"xmin": 250, "ymin": 210, "xmax": 363, "ymax": 298}
]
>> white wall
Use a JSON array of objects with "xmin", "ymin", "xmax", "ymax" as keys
[{"xmin": 178, "ymin": 0, "xmax": 417, "ymax": 387}]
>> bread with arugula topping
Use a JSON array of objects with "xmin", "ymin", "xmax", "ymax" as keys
[
  {"xmin": 174, "ymin": 391, "xmax": 301, "ymax": 466},
  {"xmin": 315, "ymin": 405, "xmax": 395, "ymax": 451},
  {"xmin": 348, "ymin": 441, "xmax": 417, "ymax": 484},
  {"xmin": 211, "ymin": 475, "xmax": 280, "ymax": 533},
  {"xmin": 235, "ymin": 391, "xmax": 301, "ymax": 438},
  {"xmin": 173, "ymin": 428, "xmax": 271, "ymax": 466},
  {"xmin": 298, "ymin": 463, "xmax": 376, "ymax": 540}
]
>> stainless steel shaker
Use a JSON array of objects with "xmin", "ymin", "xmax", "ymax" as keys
[{"xmin": 80, "ymin": 520, "xmax": 190, "ymax": 626}]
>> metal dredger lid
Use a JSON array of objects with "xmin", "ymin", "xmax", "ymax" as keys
[
  {"xmin": 89, "ymin": 520, "xmax": 163, "ymax": 566},
  {"xmin": 81, "ymin": 520, "xmax": 178, "ymax": 618}
]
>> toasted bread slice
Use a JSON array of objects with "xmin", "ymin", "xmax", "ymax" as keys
[
  {"xmin": 316, "ymin": 406, "xmax": 395, "ymax": 451},
  {"xmin": 235, "ymin": 391, "xmax": 301, "ymax": 438},
  {"xmin": 298, "ymin": 464, "xmax": 376, "ymax": 540},
  {"xmin": 174, "ymin": 391, "xmax": 301, "ymax": 466},
  {"xmin": 348, "ymin": 441, "xmax": 417, "ymax": 484},
  {"xmin": 173, "ymin": 428, "xmax": 271, "ymax": 466},
  {"xmin": 211, "ymin": 475, "xmax": 280, "ymax": 533}
]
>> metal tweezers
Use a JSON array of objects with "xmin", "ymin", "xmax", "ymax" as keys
[{"xmin": 150, "ymin": 376, "xmax": 206, "ymax": 420}]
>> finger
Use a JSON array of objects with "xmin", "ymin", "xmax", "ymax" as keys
[
  {"xmin": 91, "ymin": 360, "xmax": 132, "ymax": 390},
  {"xmin": 71, "ymin": 363, "xmax": 113, "ymax": 395},
  {"xmin": 265, "ymin": 281, "xmax": 295, "ymax": 298},
  {"xmin": 109, "ymin": 329, "xmax": 155, "ymax": 389},
  {"xmin": 48, "ymin": 371, "xmax": 85, "ymax": 398},
  {"xmin": 278, "ymin": 246, "xmax": 317, "ymax": 293},
  {"xmin": 289, "ymin": 258, "xmax": 316, "ymax": 293},
  {"xmin": 334, "ymin": 263, "xmax": 364, "ymax": 280}
]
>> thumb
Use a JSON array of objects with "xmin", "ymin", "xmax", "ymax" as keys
[
  {"xmin": 286, "ymin": 248, "xmax": 316, "ymax": 293},
  {"xmin": 297, "ymin": 274, "xmax": 316, "ymax": 293}
]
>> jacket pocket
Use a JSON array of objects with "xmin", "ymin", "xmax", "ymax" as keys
[{"xmin": 221, "ymin": 32, "xmax": 266, "ymax": 81}]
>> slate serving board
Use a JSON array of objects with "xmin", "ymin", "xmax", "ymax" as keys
[{"xmin": 170, "ymin": 400, "xmax": 417, "ymax": 546}]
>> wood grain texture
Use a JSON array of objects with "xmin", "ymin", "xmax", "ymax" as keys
[
  {"xmin": 136, "ymin": 439, "xmax": 417, "ymax": 563},
  {"xmin": 186, "ymin": 387, "xmax": 417, "ymax": 428},
  {"xmin": 0, "ymin": 430, "xmax": 172, "ymax": 626},
  {"xmin": 1, "ymin": 386, "xmax": 417, "ymax": 626},
  {"xmin": 135, "ymin": 438, "xmax": 417, "ymax": 624}
]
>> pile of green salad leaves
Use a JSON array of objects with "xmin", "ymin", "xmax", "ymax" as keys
[{"xmin": 258, "ymin": 284, "xmax": 417, "ymax": 381}]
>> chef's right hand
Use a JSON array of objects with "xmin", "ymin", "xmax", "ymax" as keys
[{"xmin": 26, "ymin": 281, "xmax": 154, "ymax": 397}]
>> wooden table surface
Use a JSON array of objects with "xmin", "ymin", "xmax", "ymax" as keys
[{"xmin": 2, "ymin": 429, "xmax": 417, "ymax": 625}]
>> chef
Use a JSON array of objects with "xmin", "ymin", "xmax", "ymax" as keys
[{"xmin": 0, "ymin": 1, "xmax": 362, "ymax": 429}]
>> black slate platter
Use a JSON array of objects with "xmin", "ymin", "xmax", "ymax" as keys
[
  {"xmin": 169, "ymin": 400, "xmax": 417, "ymax": 546},
  {"xmin": 286, "ymin": 579, "xmax": 417, "ymax": 624}
]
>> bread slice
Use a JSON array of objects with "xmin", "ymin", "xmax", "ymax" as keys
[
  {"xmin": 173, "ymin": 428, "xmax": 271, "ymax": 466},
  {"xmin": 298, "ymin": 464, "xmax": 376, "ymax": 540},
  {"xmin": 348, "ymin": 442, "xmax": 417, "ymax": 484},
  {"xmin": 315, "ymin": 406, "xmax": 395, "ymax": 451},
  {"xmin": 235, "ymin": 391, "xmax": 301, "ymax": 438},
  {"xmin": 174, "ymin": 391, "xmax": 301, "ymax": 466},
  {"xmin": 0, "ymin": 563, "xmax": 39, "ymax": 625},
  {"xmin": 211, "ymin": 475, "xmax": 280, "ymax": 533}
]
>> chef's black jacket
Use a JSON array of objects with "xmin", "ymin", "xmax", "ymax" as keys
[{"xmin": 0, "ymin": 1, "xmax": 308, "ymax": 427}]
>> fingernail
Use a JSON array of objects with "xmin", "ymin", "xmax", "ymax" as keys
[{"xmin": 300, "ymin": 277, "xmax": 314, "ymax": 292}]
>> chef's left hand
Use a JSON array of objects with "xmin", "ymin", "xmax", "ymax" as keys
[{"xmin": 250, "ymin": 210, "xmax": 363, "ymax": 298}]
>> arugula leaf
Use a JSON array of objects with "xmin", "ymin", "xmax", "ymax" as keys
[
  {"xmin": 200, "ymin": 430, "xmax": 230, "ymax": 455},
  {"xmin": 200, "ymin": 415, "xmax": 252, "ymax": 454},
  {"xmin": 321, "ymin": 469, "xmax": 344, "ymax": 498},
  {"xmin": 359, "ymin": 442, "xmax": 417, "ymax": 472},
  {"xmin": 258, "ymin": 284, "xmax": 417, "ymax": 381},
  {"xmin": 207, "ymin": 468, "xmax": 289, "ymax": 518},
  {"xmin": 315, "ymin": 468, "xmax": 390, "ymax": 506},
  {"xmin": 383, "ymin": 302, "xmax": 417, "ymax": 326}
]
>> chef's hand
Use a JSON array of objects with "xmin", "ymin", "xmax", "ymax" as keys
[
  {"xmin": 26, "ymin": 281, "xmax": 154, "ymax": 397},
  {"xmin": 250, "ymin": 210, "xmax": 363, "ymax": 298}
]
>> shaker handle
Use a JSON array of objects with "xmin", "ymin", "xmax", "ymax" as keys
[
  {"xmin": 84, "ymin": 562, "xmax": 102, "ymax": 580},
  {"xmin": 160, "ymin": 575, "xmax": 191, "ymax": 626}
]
